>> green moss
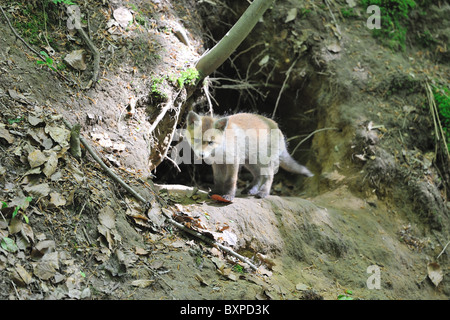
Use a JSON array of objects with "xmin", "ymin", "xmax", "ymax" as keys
[
  {"xmin": 150, "ymin": 76, "xmax": 168, "ymax": 99},
  {"xmin": 341, "ymin": 7, "xmax": 358, "ymax": 18},
  {"xmin": 432, "ymin": 85, "xmax": 450, "ymax": 152}
]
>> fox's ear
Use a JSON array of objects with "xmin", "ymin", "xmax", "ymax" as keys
[
  {"xmin": 187, "ymin": 111, "xmax": 200, "ymax": 126},
  {"xmin": 214, "ymin": 117, "xmax": 228, "ymax": 131}
]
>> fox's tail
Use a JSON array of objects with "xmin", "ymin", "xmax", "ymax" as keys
[{"xmin": 279, "ymin": 149, "xmax": 314, "ymax": 177}]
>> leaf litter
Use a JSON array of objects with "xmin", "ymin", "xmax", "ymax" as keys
[
  {"xmin": 0, "ymin": 104, "xmax": 230, "ymax": 299},
  {"xmin": 0, "ymin": 107, "xmax": 95, "ymax": 298}
]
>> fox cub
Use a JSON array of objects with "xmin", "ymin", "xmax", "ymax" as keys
[{"xmin": 186, "ymin": 111, "xmax": 313, "ymax": 201}]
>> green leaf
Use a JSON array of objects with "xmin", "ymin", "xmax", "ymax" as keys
[
  {"xmin": 12, "ymin": 206, "xmax": 20, "ymax": 219},
  {"xmin": 1, "ymin": 237, "xmax": 18, "ymax": 253},
  {"xmin": 1, "ymin": 201, "xmax": 7, "ymax": 209}
]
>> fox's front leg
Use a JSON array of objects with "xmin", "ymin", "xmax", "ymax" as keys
[
  {"xmin": 221, "ymin": 164, "xmax": 239, "ymax": 201},
  {"xmin": 211, "ymin": 164, "xmax": 225, "ymax": 195},
  {"xmin": 211, "ymin": 164, "xmax": 238, "ymax": 201}
]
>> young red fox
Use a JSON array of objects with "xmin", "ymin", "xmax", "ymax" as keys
[{"xmin": 186, "ymin": 111, "xmax": 313, "ymax": 201}]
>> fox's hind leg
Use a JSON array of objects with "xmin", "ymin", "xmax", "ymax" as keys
[
  {"xmin": 242, "ymin": 164, "xmax": 261, "ymax": 196},
  {"xmin": 242, "ymin": 164, "xmax": 273, "ymax": 198},
  {"xmin": 255, "ymin": 166, "xmax": 274, "ymax": 198}
]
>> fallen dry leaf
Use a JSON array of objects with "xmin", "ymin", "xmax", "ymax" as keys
[
  {"xmin": 33, "ymin": 252, "xmax": 59, "ymax": 280},
  {"xmin": 28, "ymin": 127, "xmax": 53, "ymax": 149},
  {"xmin": 43, "ymin": 151, "xmax": 58, "ymax": 177},
  {"xmin": 98, "ymin": 206, "xmax": 116, "ymax": 229},
  {"xmin": 24, "ymin": 183, "xmax": 50, "ymax": 197},
  {"xmin": 33, "ymin": 260, "xmax": 57, "ymax": 280},
  {"xmin": 8, "ymin": 217, "xmax": 23, "ymax": 234},
  {"xmin": 64, "ymin": 49, "xmax": 87, "ymax": 71},
  {"xmin": 31, "ymin": 240, "xmax": 56, "ymax": 260},
  {"xmin": 427, "ymin": 262, "xmax": 443, "ymax": 287},
  {"xmin": 28, "ymin": 149, "xmax": 47, "ymax": 168},
  {"xmin": 209, "ymin": 194, "xmax": 232, "ymax": 203},
  {"xmin": 15, "ymin": 264, "xmax": 33, "ymax": 285},
  {"xmin": 135, "ymin": 247, "xmax": 149, "ymax": 256},
  {"xmin": 50, "ymin": 192, "xmax": 66, "ymax": 207},
  {"xmin": 45, "ymin": 124, "xmax": 70, "ymax": 147},
  {"xmin": 8, "ymin": 89, "xmax": 28, "ymax": 103},
  {"xmin": 0, "ymin": 124, "xmax": 15, "ymax": 144},
  {"xmin": 28, "ymin": 115, "xmax": 44, "ymax": 126},
  {"xmin": 285, "ymin": 8, "xmax": 297, "ymax": 23},
  {"xmin": 131, "ymin": 279, "xmax": 154, "ymax": 288}
]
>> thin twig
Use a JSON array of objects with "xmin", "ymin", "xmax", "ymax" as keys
[
  {"xmin": 202, "ymin": 78, "xmax": 214, "ymax": 116},
  {"xmin": 148, "ymin": 102, "xmax": 174, "ymax": 137},
  {"xmin": 437, "ymin": 240, "xmax": 449, "ymax": 259},
  {"xmin": 160, "ymin": 209, "xmax": 258, "ymax": 270},
  {"xmin": 10, "ymin": 280, "xmax": 21, "ymax": 300},
  {"xmin": 164, "ymin": 154, "xmax": 181, "ymax": 172},
  {"xmin": 272, "ymin": 56, "xmax": 299, "ymax": 119},
  {"xmin": 290, "ymin": 127, "xmax": 339, "ymax": 156},
  {"xmin": 75, "ymin": 25, "xmax": 100, "ymax": 88},
  {"xmin": 324, "ymin": 0, "xmax": 342, "ymax": 38}
]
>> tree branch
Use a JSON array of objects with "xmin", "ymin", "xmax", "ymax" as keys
[{"xmin": 195, "ymin": 0, "xmax": 274, "ymax": 80}]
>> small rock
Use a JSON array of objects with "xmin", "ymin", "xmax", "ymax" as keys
[
  {"xmin": 327, "ymin": 43, "xmax": 342, "ymax": 53},
  {"xmin": 296, "ymin": 283, "xmax": 309, "ymax": 291}
]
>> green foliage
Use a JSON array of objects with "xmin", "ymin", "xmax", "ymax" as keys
[
  {"xmin": 150, "ymin": 76, "xmax": 168, "ymax": 100},
  {"xmin": 51, "ymin": 0, "xmax": 76, "ymax": 5},
  {"xmin": 432, "ymin": 85, "xmax": 450, "ymax": 152},
  {"xmin": 361, "ymin": 0, "xmax": 416, "ymax": 51},
  {"xmin": 0, "ymin": 197, "xmax": 32, "ymax": 253},
  {"xmin": 232, "ymin": 264, "xmax": 245, "ymax": 274},
  {"xmin": 176, "ymin": 68, "xmax": 199, "ymax": 88},
  {"xmin": 341, "ymin": 7, "xmax": 358, "ymax": 18},
  {"xmin": 12, "ymin": 5, "xmax": 47, "ymax": 46},
  {"xmin": 36, "ymin": 51, "xmax": 57, "ymax": 71},
  {"xmin": 10, "ymin": 0, "xmax": 69, "ymax": 48},
  {"xmin": 416, "ymin": 30, "xmax": 437, "ymax": 48},
  {"xmin": 150, "ymin": 68, "xmax": 199, "ymax": 100},
  {"xmin": 7, "ymin": 116, "xmax": 24, "ymax": 125},
  {"xmin": 337, "ymin": 289, "xmax": 354, "ymax": 300}
]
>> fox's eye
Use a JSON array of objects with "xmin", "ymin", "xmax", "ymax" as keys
[{"xmin": 208, "ymin": 141, "xmax": 214, "ymax": 146}]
